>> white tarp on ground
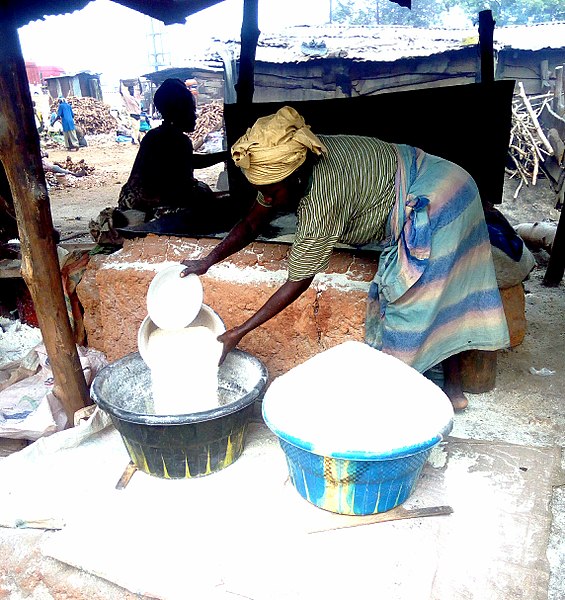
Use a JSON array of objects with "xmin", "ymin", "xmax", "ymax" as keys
[{"xmin": 0, "ymin": 409, "xmax": 560, "ymax": 600}]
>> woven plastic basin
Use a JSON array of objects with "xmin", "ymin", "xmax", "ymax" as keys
[
  {"xmin": 91, "ymin": 350, "xmax": 267, "ymax": 479},
  {"xmin": 272, "ymin": 431, "xmax": 441, "ymax": 515}
]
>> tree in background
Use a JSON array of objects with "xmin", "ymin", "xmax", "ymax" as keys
[{"xmin": 331, "ymin": 0, "xmax": 565, "ymax": 27}]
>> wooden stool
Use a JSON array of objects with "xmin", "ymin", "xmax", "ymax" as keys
[
  {"xmin": 460, "ymin": 349, "xmax": 498, "ymax": 393},
  {"xmin": 459, "ymin": 283, "xmax": 527, "ymax": 393},
  {"xmin": 499, "ymin": 283, "xmax": 527, "ymax": 348}
]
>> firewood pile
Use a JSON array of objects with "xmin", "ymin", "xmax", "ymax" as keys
[
  {"xmin": 189, "ymin": 101, "xmax": 224, "ymax": 151},
  {"xmin": 50, "ymin": 97, "xmax": 118, "ymax": 135},
  {"xmin": 507, "ymin": 82, "xmax": 556, "ymax": 199},
  {"xmin": 45, "ymin": 156, "xmax": 94, "ymax": 187},
  {"xmin": 58, "ymin": 156, "xmax": 95, "ymax": 176}
]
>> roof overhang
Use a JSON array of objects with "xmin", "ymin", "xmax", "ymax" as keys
[{"xmin": 9, "ymin": 0, "xmax": 226, "ymax": 28}]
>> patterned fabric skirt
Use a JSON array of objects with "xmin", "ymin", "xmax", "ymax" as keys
[{"xmin": 365, "ymin": 145, "xmax": 510, "ymax": 374}]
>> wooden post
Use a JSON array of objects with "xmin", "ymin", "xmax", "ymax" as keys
[
  {"xmin": 554, "ymin": 65, "xmax": 564, "ymax": 116},
  {"xmin": 226, "ymin": 0, "xmax": 260, "ymax": 212},
  {"xmin": 478, "ymin": 10, "xmax": 495, "ymax": 84},
  {"xmin": 0, "ymin": 13, "xmax": 89, "ymax": 421},
  {"xmin": 543, "ymin": 202, "xmax": 565, "ymax": 286},
  {"xmin": 235, "ymin": 0, "xmax": 259, "ymax": 112},
  {"xmin": 540, "ymin": 60, "xmax": 550, "ymax": 92}
]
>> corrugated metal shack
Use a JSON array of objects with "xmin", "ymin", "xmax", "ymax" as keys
[
  {"xmin": 44, "ymin": 70, "xmax": 103, "ymax": 102},
  {"xmin": 496, "ymin": 23, "xmax": 565, "ymax": 94},
  {"xmin": 142, "ymin": 61, "xmax": 225, "ymax": 105},
  {"xmin": 214, "ymin": 22, "xmax": 565, "ymax": 102}
]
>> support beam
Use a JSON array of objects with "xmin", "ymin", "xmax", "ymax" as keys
[
  {"xmin": 543, "ymin": 205, "xmax": 565, "ymax": 286},
  {"xmin": 225, "ymin": 0, "xmax": 260, "ymax": 211},
  {"xmin": 235, "ymin": 0, "xmax": 259, "ymax": 111},
  {"xmin": 478, "ymin": 10, "xmax": 495, "ymax": 84},
  {"xmin": 0, "ymin": 11, "xmax": 89, "ymax": 421}
]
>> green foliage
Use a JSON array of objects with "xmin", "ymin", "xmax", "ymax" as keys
[{"xmin": 330, "ymin": 0, "xmax": 565, "ymax": 27}]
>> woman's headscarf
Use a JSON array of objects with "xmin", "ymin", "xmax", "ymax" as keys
[
  {"xmin": 154, "ymin": 78, "xmax": 193, "ymax": 119},
  {"xmin": 231, "ymin": 106, "xmax": 327, "ymax": 185}
]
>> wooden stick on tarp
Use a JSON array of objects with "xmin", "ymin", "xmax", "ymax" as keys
[{"xmin": 0, "ymin": 12, "xmax": 89, "ymax": 421}]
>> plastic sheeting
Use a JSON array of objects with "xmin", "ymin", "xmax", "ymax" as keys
[{"xmin": 0, "ymin": 412, "xmax": 560, "ymax": 599}]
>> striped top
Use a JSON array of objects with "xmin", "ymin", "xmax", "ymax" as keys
[{"xmin": 287, "ymin": 134, "xmax": 398, "ymax": 281}]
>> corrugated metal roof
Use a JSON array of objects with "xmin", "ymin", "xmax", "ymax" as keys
[
  {"xmin": 43, "ymin": 70, "xmax": 100, "ymax": 80},
  {"xmin": 215, "ymin": 22, "xmax": 565, "ymax": 65},
  {"xmin": 494, "ymin": 22, "xmax": 565, "ymax": 52}
]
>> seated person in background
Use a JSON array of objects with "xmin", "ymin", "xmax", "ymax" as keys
[
  {"xmin": 41, "ymin": 150, "xmax": 85, "ymax": 178},
  {"xmin": 116, "ymin": 78, "xmax": 234, "ymax": 231}
]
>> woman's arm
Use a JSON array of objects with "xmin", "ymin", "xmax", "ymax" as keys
[
  {"xmin": 192, "ymin": 151, "xmax": 229, "ymax": 170},
  {"xmin": 217, "ymin": 276, "xmax": 314, "ymax": 363},
  {"xmin": 180, "ymin": 200, "xmax": 273, "ymax": 276}
]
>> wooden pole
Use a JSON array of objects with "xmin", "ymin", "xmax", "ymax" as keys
[
  {"xmin": 0, "ymin": 12, "xmax": 89, "ymax": 421},
  {"xmin": 235, "ymin": 0, "xmax": 259, "ymax": 111},
  {"xmin": 543, "ymin": 202, "xmax": 565, "ymax": 286},
  {"xmin": 226, "ymin": 0, "xmax": 260, "ymax": 210},
  {"xmin": 554, "ymin": 65, "xmax": 564, "ymax": 116},
  {"xmin": 478, "ymin": 10, "xmax": 495, "ymax": 84}
]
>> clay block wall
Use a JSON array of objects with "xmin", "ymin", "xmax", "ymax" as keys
[{"xmin": 77, "ymin": 235, "xmax": 377, "ymax": 380}]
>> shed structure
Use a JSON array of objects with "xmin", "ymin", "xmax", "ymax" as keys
[
  {"xmin": 44, "ymin": 71, "xmax": 103, "ymax": 102},
  {"xmin": 214, "ymin": 21, "xmax": 565, "ymax": 102}
]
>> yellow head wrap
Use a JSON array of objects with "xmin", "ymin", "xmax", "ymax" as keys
[{"xmin": 231, "ymin": 106, "xmax": 327, "ymax": 185}]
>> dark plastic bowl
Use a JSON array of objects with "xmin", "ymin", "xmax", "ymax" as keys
[{"xmin": 91, "ymin": 351, "xmax": 267, "ymax": 478}]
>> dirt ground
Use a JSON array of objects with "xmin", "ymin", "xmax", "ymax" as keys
[
  {"xmin": 44, "ymin": 137, "xmax": 225, "ymax": 243},
  {"xmin": 45, "ymin": 135, "xmax": 562, "ymax": 239}
]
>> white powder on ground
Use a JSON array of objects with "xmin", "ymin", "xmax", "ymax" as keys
[
  {"xmin": 262, "ymin": 341, "xmax": 454, "ymax": 456},
  {"xmin": 146, "ymin": 326, "xmax": 223, "ymax": 415},
  {"xmin": 0, "ymin": 318, "xmax": 42, "ymax": 369}
]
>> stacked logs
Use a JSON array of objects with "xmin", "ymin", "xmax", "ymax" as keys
[
  {"xmin": 49, "ymin": 97, "xmax": 118, "ymax": 135},
  {"xmin": 507, "ymin": 82, "xmax": 555, "ymax": 198},
  {"xmin": 189, "ymin": 101, "xmax": 224, "ymax": 150}
]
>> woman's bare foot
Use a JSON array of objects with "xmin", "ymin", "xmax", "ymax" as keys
[
  {"xmin": 444, "ymin": 387, "xmax": 469, "ymax": 411},
  {"xmin": 442, "ymin": 354, "xmax": 469, "ymax": 411}
]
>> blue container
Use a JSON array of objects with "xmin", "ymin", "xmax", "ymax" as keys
[
  {"xmin": 273, "ymin": 431, "xmax": 441, "ymax": 515},
  {"xmin": 261, "ymin": 342, "xmax": 452, "ymax": 515}
]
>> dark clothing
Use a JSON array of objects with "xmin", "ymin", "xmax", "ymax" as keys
[
  {"xmin": 107, "ymin": 123, "xmax": 238, "ymax": 242},
  {"xmin": 118, "ymin": 123, "xmax": 201, "ymax": 215}
]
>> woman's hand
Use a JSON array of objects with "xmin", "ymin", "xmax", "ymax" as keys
[
  {"xmin": 180, "ymin": 258, "xmax": 210, "ymax": 278},
  {"xmin": 217, "ymin": 327, "xmax": 246, "ymax": 364}
]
